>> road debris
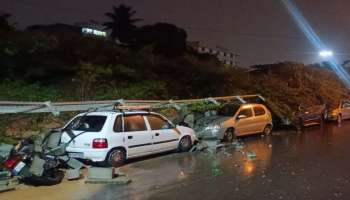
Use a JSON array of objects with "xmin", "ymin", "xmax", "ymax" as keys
[
  {"xmin": 0, "ymin": 143, "xmax": 13, "ymax": 162},
  {"xmin": 2, "ymin": 129, "xmax": 84, "ymax": 186},
  {"xmin": 233, "ymin": 141, "xmax": 244, "ymax": 150},
  {"xmin": 0, "ymin": 175, "xmax": 18, "ymax": 192},
  {"xmin": 246, "ymin": 151, "xmax": 257, "ymax": 161},
  {"xmin": 189, "ymin": 141, "xmax": 209, "ymax": 152},
  {"xmin": 85, "ymin": 167, "xmax": 131, "ymax": 185},
  {"xmin": 67, "ymin": 169, "xmax": 81, "ymax": 180}
]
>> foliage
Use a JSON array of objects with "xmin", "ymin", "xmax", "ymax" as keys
[
  {"xmin": 0, "ymin": 13, "xmax": 15, "ymax": 32},
  {"xmin": 137, "ymin": 23, "xmax": 188, "ymax": 57},
  {"xmin": 103, "ymin": 4, "xmax": 142, "ymax": 44},
  {"xmin": 0, "ymin": 81, "xmax": 64, "ymax": 101}
]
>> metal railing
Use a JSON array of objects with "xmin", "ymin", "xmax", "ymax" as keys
[{"xmin": 0, "ymin": 95, "xmax": 264, "ymax": 115}]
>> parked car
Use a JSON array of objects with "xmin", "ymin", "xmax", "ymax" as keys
[
  {"xmin": 60, "ymin": 110, "xmax": 198, "ymax": 167},
  {"xmin": 182, "ymin": 103, "xmax": 273, "ymax": 142},
  {"xmin": 294, "ymin": 104, "xmax": 327, "ymax": 128},
  {"xmin": 328, "ymin": 100, "xmax": 350, "ymax": 123}
]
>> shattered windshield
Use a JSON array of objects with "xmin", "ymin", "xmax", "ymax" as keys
[
  {"xmin": 217, "ymin": 103, "xmax": 240, "ymax": 117},
  {"xmin": 67, "ymin": 115, "xmax": 107, "ymax": 132}
]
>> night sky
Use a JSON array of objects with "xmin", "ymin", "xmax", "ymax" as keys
[{"xmin": 2, "ymin": 0, "xmax": 350, "ymax": 66}]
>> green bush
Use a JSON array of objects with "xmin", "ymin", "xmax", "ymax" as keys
[{"xmin": 0, "ymin": 80, "xmax": 64, "ymax": 101}]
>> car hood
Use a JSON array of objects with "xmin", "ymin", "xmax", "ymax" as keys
[{"xmin": 194, "ymin": 115, "xmax": 232, "ymax": 131}]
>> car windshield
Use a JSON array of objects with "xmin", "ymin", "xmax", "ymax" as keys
[
  {"xmin": 68, "ymin": 115, "xmax": 107, "ymax": 132},
  {"xmin": 217, "ymin": 103, "xmax": 240, "ymax": 117}
]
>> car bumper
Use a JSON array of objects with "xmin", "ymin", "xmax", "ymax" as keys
[{"xmin": 66, "ymin": 147, "xmax": 109, "ymax": 162}]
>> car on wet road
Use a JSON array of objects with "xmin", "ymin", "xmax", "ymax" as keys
[
  {"xmin": 294, "ymin": 104, "xmax": 327, "ymax": 128},
  {"xmin": 183, "ymin": 103, "xmax": 273, "ymax": 142},
  {"xmin": 60, "ymin": 110, "xmax": 197, "ymax": 167},
  {"xmin": 328, "ymin": 99, "xmax": 350, "ymax": 123}
]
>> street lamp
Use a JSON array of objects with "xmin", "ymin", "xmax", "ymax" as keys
[{"xmin": 319, "ymin": 50, "xmax": 333, "ymax": 58}]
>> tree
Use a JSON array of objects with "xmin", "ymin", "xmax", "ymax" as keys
[
  {"xmin": 0, "ymin": 13, "xmax": 15, "ymax": 31},
  {"xmin": 103, "ymin": 4, "xmax": 142, "ymax": 44},
  {"xmin": 137, "ymin": 23, "xmax": 187, "ymax": 57}
]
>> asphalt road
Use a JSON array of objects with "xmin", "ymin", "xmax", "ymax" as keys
[{"xmin": 1, "ymin": 121, "xmax": 350, "ymax": 200}]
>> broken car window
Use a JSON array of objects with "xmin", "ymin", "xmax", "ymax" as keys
[
  {"xmin": 69, "ymin": 116, "xmax": 107, "ymax": 132},
  {"xmin": 124, "ymin": 115, "xmax": 147, "ymax": 132},
  {"xmin": 218, "ymin": 104, "xmax": 240, "ymax": 116},
  {"xmin": 113, "ymin": 115, "xmax": 123, "ymax": 132},
  {"xmin": 147, "ymin": 115, "xmax": 172, "ymax": 130}
]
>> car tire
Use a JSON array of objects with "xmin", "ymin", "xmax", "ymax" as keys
[
  {"xmin": 223, "ymin": 128, "xmax": 235, "ymax": 143},
  {"xmin": 178, "ymin": 136, "xmax": 192, "ymax": 152},
  {"xmin": 106, "ymin": 148, "xmax": 126, "ymax": 167},
  {"xmin": 263, "ymin": 125, "xmax": 273, "ymax": 135}
]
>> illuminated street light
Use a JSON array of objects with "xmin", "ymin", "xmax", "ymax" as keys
[{"xmin": 319, "ymin": 50, "xmax": 333, "ymax": 58}]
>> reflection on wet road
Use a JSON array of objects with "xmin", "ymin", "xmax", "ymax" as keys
[
  {"xmin": 1, "ymin": 122, "xmax": 350, "ymax": 200},
  {"xmin": 92, "ymin": 122, "xmax": 350, "ymax": 200}
]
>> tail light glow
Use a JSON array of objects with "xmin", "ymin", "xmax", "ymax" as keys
[{"xmin": 92, "ymin": 138, "xmax": 108, "ymax": 149}]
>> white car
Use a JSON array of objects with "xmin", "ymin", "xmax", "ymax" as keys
[{"xmin": 60, "ymin": 110, "xmax": 197, "ymax": 167}]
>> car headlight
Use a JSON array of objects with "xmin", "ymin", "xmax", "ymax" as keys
[{"xmin": 204, "ymin": 125, "xmax": 221, "ymax": 133}]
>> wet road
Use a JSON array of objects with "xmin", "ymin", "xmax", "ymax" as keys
[{"xmin": 2, "ymin": 122, "xmax": 350, "ymax": 200}]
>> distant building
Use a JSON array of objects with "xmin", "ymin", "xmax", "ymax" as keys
[
  {"xmin": 188, "ymin": 41, "xmax": 240, "ymax": 67},
  {"xmin": 75, "ymin": 21, "xmax": 107, "ymax": 38},
  {"xmin": 27, "ymin": 22, "xmax": 107, "ymax": 38}
]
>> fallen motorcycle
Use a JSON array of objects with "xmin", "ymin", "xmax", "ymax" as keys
[{"xmin": 3, "ymin": 129, "xmax": 83, "ymax": 186}]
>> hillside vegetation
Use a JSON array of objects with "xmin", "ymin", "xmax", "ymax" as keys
[{"xmin": 0, "ymin": 10, "xmax": 348, "ymax": 141}]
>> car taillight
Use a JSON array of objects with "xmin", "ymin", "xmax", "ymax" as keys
[
  {"xmin": 4, "ymin": 156, "xmax": 21, "ymax": 170},
  {"xmin": 92, "ymin": 138, "xmax": 108, "ymax": 148}
]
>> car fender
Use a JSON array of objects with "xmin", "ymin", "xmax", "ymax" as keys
[{"xmin": 175, "ymin": 126, "xmax": 197, "ymax": 144}]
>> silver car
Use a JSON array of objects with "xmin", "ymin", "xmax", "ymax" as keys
[{"xmin": 184, "ymin": 103, "xmax": 273, "ymax": 142}]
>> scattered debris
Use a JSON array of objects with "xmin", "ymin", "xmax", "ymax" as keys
[
  {"xmin": 0, "ymin": 175, "xmax": 18, "ymax": 192},
  {"xmin": 2, "ymin": 129, "xmax": 84, "ymax": 186},
  {"xmin": 246, "ymin": 151, "xmax": 257, "ymax": 161},
  {"xmin": 0, "ymin": 144, "xmax": 13, "ymax": 163},
  {"xmin": 67, "ymin": 169, "xmax": 81, "ymax": 180},
  {"xmin": 189, "ymin": 141, "xmax": 209, "ymax": 152},
  {"xmin": 85, "ymin": 167, "xmax": 131, "ymax": 185},
  {"xmin": 233, "ymin": 142, "xmax": 244, "ymax": 150}
]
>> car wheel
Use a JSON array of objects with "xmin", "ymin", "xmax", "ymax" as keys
[
  {"xmin": 263, "ymin": 125, "xmax": 273, "ymax": 135},
  {"xmin": 223, "ymin": 129, "xmax": 235, "ymax": 143},
  {"xmin": 178, "ymin": 136, "xmax": 192, "ymax": 152},
  {"xmin": 107, "ymin": 148, "xmax": 126, "ymax": 167}
]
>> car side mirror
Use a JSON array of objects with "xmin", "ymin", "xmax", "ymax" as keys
[{"xmin": 237, "ymin": 115, "xmax": 247, "ymax": 120}]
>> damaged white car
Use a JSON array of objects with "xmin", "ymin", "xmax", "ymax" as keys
[{"xmin": 60, "ymin": 110, "xmax": 197, "ymax": 167}]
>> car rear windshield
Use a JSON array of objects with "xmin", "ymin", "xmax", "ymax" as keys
[
  {"xmin": 69, "ymin": 115, "xmax": 107, "ymax": 132},
  {"xmin": 218, "ymin": 104, "xmax": 240, "ymax": 116}
]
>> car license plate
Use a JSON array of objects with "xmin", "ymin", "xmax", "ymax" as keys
[
  {"xmin": 68, "ymin": 152, "xmax": 84, "ymax": 159},
  {"xmin": 13, "ymin": 161, "xmax": 26, "ymax": 175}
]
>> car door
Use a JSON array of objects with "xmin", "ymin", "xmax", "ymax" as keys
[
  {"xmin": 253, "ymin": 106, "xmax": 268, "ymax": 132},
  {"xmin": 123, "ymin": 114, "xmax": 153, "ymax": 157},
  {"xmin": 235, "ymin": 107, "xmax": 255, "ymax": 136},
  {"xmin": 146, "ymin": 114, "xmax": 180, "ymax": 152}
]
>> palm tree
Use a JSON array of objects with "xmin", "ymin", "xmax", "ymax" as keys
[
  {"xmin": 103, "ymin": 4, "xmax": 142, "ymax": 44},
  {"xmin": 0, "ymin": 13, "xmax": 14, "ymax": 31}
]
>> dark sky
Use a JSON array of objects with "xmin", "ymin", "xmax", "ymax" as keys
[{"xmin": 2, "ymin": 0, "xmax": 350, "ymax": 66}]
